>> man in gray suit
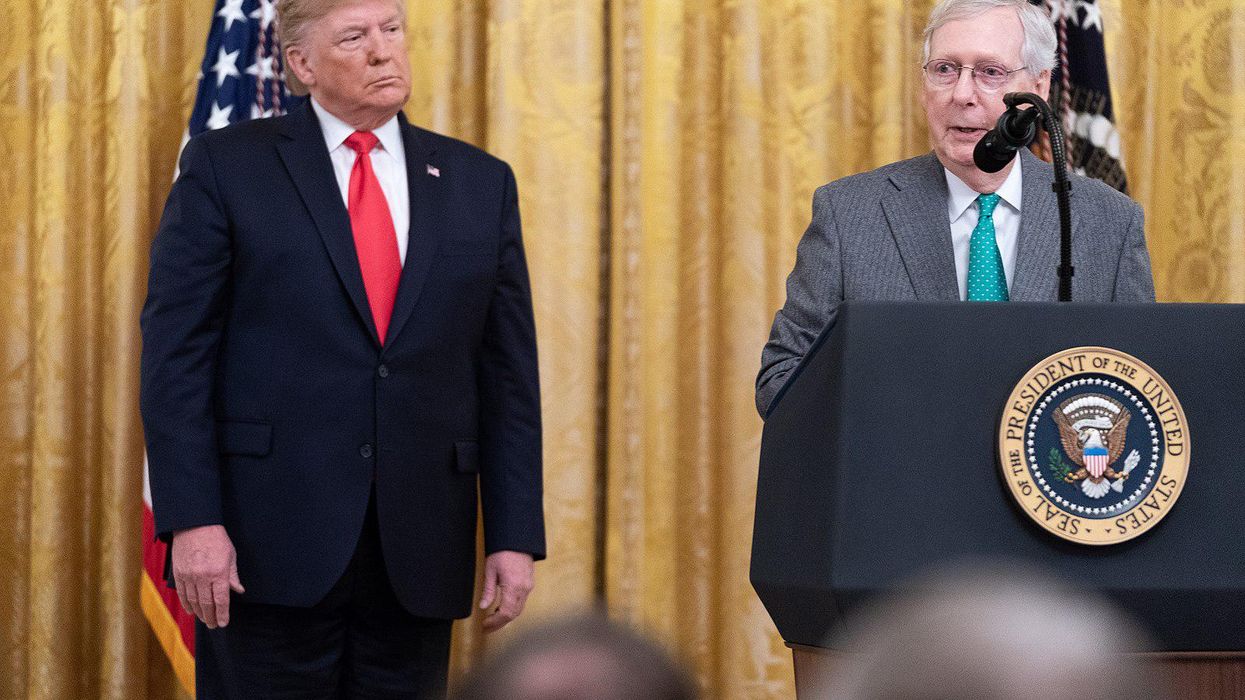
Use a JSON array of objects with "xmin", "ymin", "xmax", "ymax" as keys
[{"xmin": 756, "ymin": 0, "xmax": 1154, "ymax": 417}]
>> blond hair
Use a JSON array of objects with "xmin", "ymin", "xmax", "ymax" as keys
[{"xmin": 276, "ymin": 0, "xmax": 406, "ymax": 96}]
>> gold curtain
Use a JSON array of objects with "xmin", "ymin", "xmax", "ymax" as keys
[{"xmin": 0, "ymin": 1, "xmax": 1242, "ymax": 698}]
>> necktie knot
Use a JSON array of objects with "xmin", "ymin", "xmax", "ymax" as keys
[
  {"xmin": 977, "ymin": 192, "xmax": 1000, "ymax": 215},
  {"xmin": 345, "ymin": 130, "xmax": 380, "ymax": 156}
]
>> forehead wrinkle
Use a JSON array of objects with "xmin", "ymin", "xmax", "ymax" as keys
[
  {"xmin": 324, "ymin": 3, "xmax": 403, "ymax": 26},
  {"xmin": 322, "ymin": 10, "xmax": 403, "ymax": 41},
  {"xmin": 928, "ymin": 13, "xmax": 1024, "ymax": 65}
]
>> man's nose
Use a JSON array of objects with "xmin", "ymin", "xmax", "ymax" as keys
[
  {"xmin": 951, "ymin": 66, "xmax": 978, "ymax": 104},
  {"xmin": 366, "ymin": 31, "xmax": 392, "ymax": 63}
]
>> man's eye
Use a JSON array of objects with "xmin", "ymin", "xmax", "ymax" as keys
[
  {"xmin": 934, "ymin": 61, "xmax": 958, "ymax": 74},
  {"xmin": 979, "ymin": 65, "xmax": 1008, "ymax": 78}
]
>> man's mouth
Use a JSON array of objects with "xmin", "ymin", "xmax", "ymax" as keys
[{"xmin": 952, "ymin": 126, "xmax": 985, "ymax": 134}]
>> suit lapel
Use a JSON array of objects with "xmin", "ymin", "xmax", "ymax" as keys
[
  {"xmin": 381, "ymin": 116, "xmax": 445, "ymax": 353},
  {"xmin": 881, "ymin": 153, "xmax": 960, "ymax": 301},
  {"xmin": 276, "ymin": 103, "xmax": 381, "ymax": 345},
  {"xmin": 1010, "ymin": 149, "xmax": 1061, "ymax": 301}
]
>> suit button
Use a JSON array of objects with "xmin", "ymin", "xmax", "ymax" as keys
[
  {"xmin": 377, "ymin": 365, "xmax": 390, "ymax": 378},
  {"xmin": 360, "ymin": 444, "xmax": 374, "ymax": 459}
]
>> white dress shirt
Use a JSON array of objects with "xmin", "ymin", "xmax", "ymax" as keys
[
  {"xmin": 311, "ymin": 98, "xmax": 410, "ymax": 265},
  {"xmin": 946, "ymin": 161, "xmax": 1022, "ymax": 300}
]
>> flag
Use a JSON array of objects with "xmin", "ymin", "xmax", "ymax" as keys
[
  {"xmin": 141, "ymin": 1, "xmax": 302, "ymax": 694},
  {"xmin": 1085, "ymin": 445, "xmax": 1109, "ymax": 479},
  {"xmin": 1042, "ymin": 0, "xmax": 1129, "ymax": 192}
]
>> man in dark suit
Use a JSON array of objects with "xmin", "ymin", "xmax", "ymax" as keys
[
  {"xmin": 140, "ymin": 0, "xmax": 544, "ymax": 696},
  {"xmin": 756, "ymin": 0, "xmax": 1154, "ymax": 417}
]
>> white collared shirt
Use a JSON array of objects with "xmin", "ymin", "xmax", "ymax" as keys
[
  {"xmin": 312, "ymin": 98, "xmax": 410, "ymax": 265},
  {"xmin": 945, "ymin": 160, "xmax": 1023, "ymax": 300}
]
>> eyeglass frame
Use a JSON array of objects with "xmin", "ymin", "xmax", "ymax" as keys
[{"xmin": 921, "ymin": 59, "xmax": 1032, "ymax": 93}]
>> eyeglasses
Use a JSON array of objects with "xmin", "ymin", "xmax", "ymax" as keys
[{"xmin": 922, "ymin": 59, "xmax": 1029, "ymax": 92}]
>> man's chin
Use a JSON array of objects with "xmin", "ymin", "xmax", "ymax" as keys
[
  {"xmin": 934, "ymin": 146, "xmax": 980, "ymax": 172},
  {"xmin": 368, "ymin": 89, "xmax": 410, "ymax": 114}
]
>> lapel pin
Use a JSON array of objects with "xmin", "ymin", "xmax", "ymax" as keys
[{"xmin": 426, "ymin": 164, "xmax": 440, "ymax": 178}]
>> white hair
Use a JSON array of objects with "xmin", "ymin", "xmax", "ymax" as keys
[{"xmin": 922, "ymin": 0, "xmax": 1058, "ymax": 75}]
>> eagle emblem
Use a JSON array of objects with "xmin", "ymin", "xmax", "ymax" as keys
[
  {"xmin": 1001, "ymin": 347, "xmax": 1189, "ymax": 545},
  {"xmin": 1053, "ymin": 394, "xmax": 1142, "ymax": 499}
]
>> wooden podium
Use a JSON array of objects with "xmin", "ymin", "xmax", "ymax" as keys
[{"xmin": 752, "ymin": 303, "xmax": 1245, "ymax": 698}]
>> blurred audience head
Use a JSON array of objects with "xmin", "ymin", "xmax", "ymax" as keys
[
  {"xmin": 452, "ymin": 612, "xmax": 698, "ymax": 700},
  {"xmin": 819, "ymin": 563, "xmax": 1169, "ymax": 700}
]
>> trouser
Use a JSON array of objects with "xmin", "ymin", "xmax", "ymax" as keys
[{"xmin": 195, "ymin": 491, "xmax": 453, "ymax": 699}]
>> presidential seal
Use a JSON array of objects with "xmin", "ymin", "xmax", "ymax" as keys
[{"xmin": 999, "ymin": 347, "xmax": 1190, "ymax": 545}]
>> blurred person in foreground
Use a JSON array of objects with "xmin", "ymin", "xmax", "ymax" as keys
[
  {"xmin": 140, "ymin": 0, "xmax": 544, "ymax": 696},
  {"xmin": 452, "ymin": 614, "xmax": 698, "ymax": 700},
  {"xmin": 756, "ymin": 0, "xmax": 1155, "ymax": 417},
  {"xmin": 818, "ymin": 565, "xmax": 1168, "ymax": 700}
]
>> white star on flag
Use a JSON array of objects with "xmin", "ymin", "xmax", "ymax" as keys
[
  {"xmin": 216, "ymin": 0, "xmax": 247, "ymax": 32},
  {"xmin": 1077, "ymin": 0, "xmax": 1103, "ymax": 34},
  {"xmin": 212, "ymin": 47, "xmax": 241, "ymax": 87},
  {"xmin": 250, "ymin": 0, "xmax": 277, "ymax": 31},
  {"xmin": 246, "ymin": 55, "xmax": 277, "ymax": 82},
  {"xmin": 1046, "ymin": 0, "xmax": 1076, "ymax": 23},
  {"xmin": 206, "ymin": 102, "xmax": 234, "ymax": 130}
]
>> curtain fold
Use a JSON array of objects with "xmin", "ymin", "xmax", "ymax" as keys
[
  {"xmin": 0, "ymin": 1, "xmax": 205, "ymax": 697},
  {"xmin": 0, "ymin": 1, "xmax": 1241, "ymax": 698},
  {"xmin": 1106, "ymin": 0, "xmax": 1245, "ymax": 301}
]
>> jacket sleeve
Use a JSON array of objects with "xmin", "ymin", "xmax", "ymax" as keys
[
  {"xmin": 140, "ymin": 135, "xmax": 232, "ymax": 540},
  {"xmin": 756, "ymin": 184, "xmax": 844, "ymax": 418},
  {"xmin": 476, "ymin": 163, "xmax": 546, "ymax": 559},
  {"xmin": 1112, "ymin": 201, "xmax": 1156, "ymax": 302}
]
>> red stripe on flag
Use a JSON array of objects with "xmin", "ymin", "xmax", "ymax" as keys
[{"xmin": 142, "ymin": 504, "xmax": 197, "ymax": 659}]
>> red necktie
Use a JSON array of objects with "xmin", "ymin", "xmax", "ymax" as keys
[{"xmin": 344, "ymin": 131, "xmax": 401, "ymax": 344}]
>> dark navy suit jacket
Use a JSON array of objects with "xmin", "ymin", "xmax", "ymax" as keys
[{"xmin": 141, "ymin": 102, "xmax": 544, "ymax": 620}]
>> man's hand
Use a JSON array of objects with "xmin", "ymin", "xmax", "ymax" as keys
[
  {"xmin": 478, "ymin": 550, "xmax": 534, "ymax": 633},
  {"xmin": 171, "ymin": 524, "xmax": 245, "ymax": 629}
]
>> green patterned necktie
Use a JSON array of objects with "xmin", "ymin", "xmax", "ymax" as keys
[{"xmin": 966, "ymin": 192, "xmax": 1009, "ymax": 301}]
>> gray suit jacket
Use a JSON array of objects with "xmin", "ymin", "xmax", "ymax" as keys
[{"xmin": 756, "ymin": 149, "xmax": 1155, "ymax": 417}]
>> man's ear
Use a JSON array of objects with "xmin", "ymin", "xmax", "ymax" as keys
[
  {"xmin": 285, "ymin": 45, "xmax": 315, "ymax": 90},
  {"xmin": 1035, "ymin": 68, "xmax": 1052, "ymax": 101}
]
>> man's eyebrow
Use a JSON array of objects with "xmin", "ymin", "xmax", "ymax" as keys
[
  {"xmin": 331, "ymin": 15, "xmax": 402, "ymax": 38},
  {"xmin": 331, "ymin": 23, "xmax": 367, "ymax": 38}
]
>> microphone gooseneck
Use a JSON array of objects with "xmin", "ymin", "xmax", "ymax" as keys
[{"xmin": 973, "ymin": 92, "xmax": 1075, "ymax": 301}]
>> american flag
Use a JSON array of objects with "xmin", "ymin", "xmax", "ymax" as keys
[
  {"xmin": 1041, "ymin": 0, "xmax": 1129, "ymax": 192},
  {"xmin": 188, "ymin": 0, "xmax": 303, "ymax": 135},
  {"xmin": 141, "ymin": 2, "xmax": 302, "ymax": 695}
]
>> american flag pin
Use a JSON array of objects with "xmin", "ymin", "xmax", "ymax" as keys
[{"xmin": 426, "ymin": 164, "xmax": 440, "ymax": 178}]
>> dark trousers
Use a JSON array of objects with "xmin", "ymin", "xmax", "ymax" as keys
[{"xmin": 196, "ymin": 493, "xmax": 453, "ymax": 699}]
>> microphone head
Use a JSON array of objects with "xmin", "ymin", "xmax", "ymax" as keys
[
  {"xmin": 973, "ymin": 131, "xmax": 1015, "ymax": 173},
  {"xmin": 973, "ymin": 103, "xmax": 1042, "ymax": 173}
]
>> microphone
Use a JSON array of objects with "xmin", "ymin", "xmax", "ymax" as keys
[
  {"xmin": 973, "ymin": 98, "xmax": 1041, "ymax": 173},
  {"xmin": 970, "ymin": 91, "xmax": 1077, "ymax": 301}
]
